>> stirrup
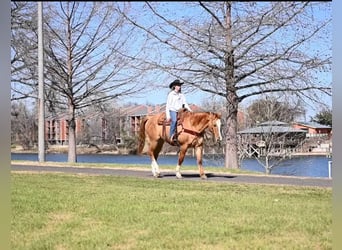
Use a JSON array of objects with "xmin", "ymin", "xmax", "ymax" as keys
[{"xmin": 170, "ymin": 134, "xmax": 180, "ymax": 146}]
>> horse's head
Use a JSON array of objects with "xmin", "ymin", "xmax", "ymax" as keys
[{"xmin": 208, "ymin": 112, "xmax": 223, "ymax": 143}]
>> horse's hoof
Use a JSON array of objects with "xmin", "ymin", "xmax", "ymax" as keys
[
  {"xmin": 153, "ymin": 173, "xmax": 162, "ymax": 178},
  {"xmin": 176, "ymin": 173, "xmax": 183, "ymax": 179},
  {"xmin": 200, "ymin": 174, "xmax": 207, "ymax": 180}
]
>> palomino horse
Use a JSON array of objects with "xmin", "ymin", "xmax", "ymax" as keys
[{"xmin": 137, "ymin": 109, "xmax": 222, "ymax": 179}]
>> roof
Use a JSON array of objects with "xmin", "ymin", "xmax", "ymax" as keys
[
  {"xmin": 121, "ymin": 105, "xmax": 149, "ymax": 116},
  {"xmin": 293, "ymin": 121, "xmax": 332, "ymax": 129},
  {"xmin": 238, "ymin": 126, "xmax": 306, "ymax": 134},
  {"xmin": 258, "ymin": 121, "xmax": 289, "ymax": 126},
  {"xmin": 238, "ymin": 121, "xmax": 306, "ymax": 134}
]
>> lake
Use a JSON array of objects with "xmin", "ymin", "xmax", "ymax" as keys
[{"xmin": 11, "ymin": 153, "xmax": 332, "ymax": 178}]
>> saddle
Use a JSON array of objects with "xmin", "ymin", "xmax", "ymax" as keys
[
  {"xmin": 158, "ymin": 108, "xmax": 189, "ymax": 145},
  {"xmin": 157, "ymin": 108, "xmax": 188, "ymax": 126}
]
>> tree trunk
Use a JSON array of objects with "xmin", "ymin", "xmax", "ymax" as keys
[
  {"xmin": 224, "ymin": 93, "xmax": 239, "ymax": 169},
  {"xmin": 224, "ymin": 2, "xmax": 239, "ymax": 169},
  {"xmin": 67, "ymin": 105, "xmax": 77, "ymax": 163},
  {"xmin": 265, "ymin": 156, "xmax": 271, "ymax": 175}
]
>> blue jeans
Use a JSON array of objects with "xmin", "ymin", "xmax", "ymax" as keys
[{"xmin": 169, "ymin": 110, "xmax": 177, "ymax": 137}]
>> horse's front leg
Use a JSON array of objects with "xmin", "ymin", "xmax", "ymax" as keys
[
  {"xmin": 151, "ymin": 159, "xmax": 161, "ymax": 178},
  {"xmin": 175, "ymin": 147, "xmax": 187, "ymax": 179},
  {"xmin": 195, "ymin": 145, "xmax": 206, "ymax": 179}
]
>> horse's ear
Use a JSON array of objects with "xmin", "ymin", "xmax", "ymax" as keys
[{"xmin": 216, "ymin": 113, "xmax": 222, "ymax": 119}]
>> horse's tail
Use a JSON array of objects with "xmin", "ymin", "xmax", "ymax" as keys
[{"xmin": 137, "ymin": 116, "xmax": 148, "ymax": 155}]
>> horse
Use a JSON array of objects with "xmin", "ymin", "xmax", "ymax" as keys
[{"xmin": 137, "ymin": 108, "xmax": 222, "ymax": 179}]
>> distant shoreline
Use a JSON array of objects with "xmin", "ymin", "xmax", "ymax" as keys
[{"xmin": 291, "ymin": 152, "xmax": 332, "ymax": 157}]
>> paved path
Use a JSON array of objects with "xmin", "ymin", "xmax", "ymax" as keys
[{"xmin": 11, "ymin": 164, "xmax": 332, "ymax": 188}]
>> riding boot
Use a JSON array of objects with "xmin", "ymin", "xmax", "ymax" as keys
[{"xmin": 171, "ymin": 134, "xmax": 180, "ymax": 146}]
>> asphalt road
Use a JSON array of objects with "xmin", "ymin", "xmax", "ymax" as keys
[{"xmin": 11, "ymin": 164, "xmax": 332, "ymax": 188}]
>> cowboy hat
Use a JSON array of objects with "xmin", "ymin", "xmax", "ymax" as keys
[{"xmin": 169, "ymin": 79, "xmax": 184, "ymax": 89}]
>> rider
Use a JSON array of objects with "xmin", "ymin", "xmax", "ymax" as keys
[{"xmin": 166, "ymin": 79, "xmax": 192, "ymax": 143}]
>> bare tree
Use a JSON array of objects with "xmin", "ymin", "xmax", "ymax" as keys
[
  {"xmin": 12, "ymin": 2, "xmax": 153, "ymax": 162},
  {"xmin": 77, "ymin": 101, "xmax": 122, "ymax": 148},
  {"xmin": 11, "ymin": 101, "xmax": 38, "ymax": 149},
  {"xmin": 11, "ymin": 2, "xmax": 39, "ymax": 101},
  {"xmin": 247, "ymin": 95, "xmax": 306, "ymax": 125},
  {"xmin": 119, "ymin": 1, "xmax": 332, "ymax": 168},
  {"xmin": 11, "ymin": 2, "xmax": 65, "ymax": 116}
]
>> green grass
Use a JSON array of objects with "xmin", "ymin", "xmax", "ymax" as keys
[{"xmin": 11, "ymin": 173, "xmax": 331, "ymax": 250}]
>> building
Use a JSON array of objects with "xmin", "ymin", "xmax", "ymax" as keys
[
  {"xmin": 237, "ymin": 121, "xmax": 307, "ymax": 157},
  {"xmin": 45, "ymin": 112, "xmax": 98, "ymax": 145},
  {"xmin": 292, "ymin": 121, "xmax": 332, "ymax": 138},
  {"xmin": 45, "ymin": 113, "xmax": 70, "ymax": 145}
]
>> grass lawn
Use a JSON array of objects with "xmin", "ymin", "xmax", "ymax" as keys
[{"xmin": 11, "ymin": 172, "xmax": 331, "ymax": 250}]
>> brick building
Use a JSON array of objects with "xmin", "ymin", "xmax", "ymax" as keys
[{"xmin": 292, "ymin": 121, "xmax": 332, "ymax": 138}]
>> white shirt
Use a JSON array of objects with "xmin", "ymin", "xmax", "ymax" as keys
[{"xmin": 166, "ymin": 90, "xmax": 192, "ymax": 119}]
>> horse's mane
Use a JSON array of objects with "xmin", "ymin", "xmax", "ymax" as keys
[{"xmin": 179, "ymin": 109, "xmax": 221, "ymax": 127}]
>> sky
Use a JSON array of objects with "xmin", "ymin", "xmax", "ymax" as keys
[{"xmin": 126, "ymin": 84, "xmax": 210, "ymax": 106}]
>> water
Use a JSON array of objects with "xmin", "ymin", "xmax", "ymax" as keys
[
  {"xmin": 241, "ymin": 157, "xmax": 332, "ymax": 178},
  {"xmin": 11, "ymin": 153, "xmax": 332, "ymax": 178}
]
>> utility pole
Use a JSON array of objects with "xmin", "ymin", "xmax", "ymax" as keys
[{"xmin": 38, "ymin": 2, "xmax": 45, "ymax": 162}]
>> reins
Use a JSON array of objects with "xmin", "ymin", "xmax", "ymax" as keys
[
  {"xmin": 179, "ymin": 113, "xmax": 212, "ymax": 137},
  {"xmin": 180, "ymin": 125, "xmax": 205, "ymax": 137}
]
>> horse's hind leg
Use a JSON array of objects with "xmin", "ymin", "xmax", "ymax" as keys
[{"xmin": 149, "ymin": 139, "xmax": 164, "ymax": 178}]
